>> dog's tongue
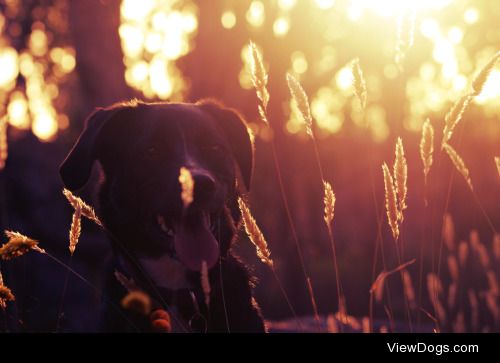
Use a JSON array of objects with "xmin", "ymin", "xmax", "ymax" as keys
[{"xmin": 174, "ymin": 213, "xmax": 219, "ymax": 271}]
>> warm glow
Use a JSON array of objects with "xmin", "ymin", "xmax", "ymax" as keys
[
  {"xmin": 315, "ymin": 0, "xmax": 335, "ymax": 10},
  {"xmin": 119, "ymin": 0, "xmax": 198, "ymax": 100},
  {"xmin": 273, "ymin": 17, "xmax": 290, "ymax": 37},
  {"xmin": 221, "ymin": 11, "xmax": 237, "ymax": 29},
  {"xmin": 347, "ymin": 0, "xmax": 453, "ymax": 18},
  {"xmin": 246, "ymin": 1, "xmax": 265, "ymax": 28}
]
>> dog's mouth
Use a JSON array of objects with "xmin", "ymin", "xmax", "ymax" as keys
[{"xmin": 155, "ymin": 211, "xmax": 219, "ymax": 272}]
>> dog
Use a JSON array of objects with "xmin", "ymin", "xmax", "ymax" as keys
[{"xmin": 59, "ymin": 99, "xmax": 266, "ymax": 332}]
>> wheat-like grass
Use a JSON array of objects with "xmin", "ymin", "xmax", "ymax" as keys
[
  {"xmin": 1, "ymin": 230, "xmax": 45, "ymax": 260},
  {"xmin": 420, "ymin": 118, "xmax": 434, "ymax": 184},
  {"xmin": 453, "ymin": 311, "xmax": 465, "ymax": 333},
  {"xmin": 471, "ymin": 51, "xmax": 500, "ymax": 96},
  {"xmin": 443, "ymin": 143, "xmax": 473, "ymax": 191},
  {"xmin": 249, "ymin": 41, "xmax": 269, "ymax": 124},
  {"xmin": 395, "ymin": 6, "xmax": 416, "ymax": 68},
  {"xmin": 121, "ymin": 290, "xmax": 151, "ymax": 316},
  {"xmin": 63, "ymin": 189, "xmax": 102, "ymax": 226},
  {"xmin": 69, "ymin": 204, "xmax": 82, "ymax": 256},
  {"xmin": 486, "ymin": 270, "xmax": 499, "ymax": 297},
  {"xmin": 370, "ymin": 259, "xmax": 415, "ymax": 302},
  {"xmin": 442, "ymin": 213, "xmax": 455, "ymax": 251},
  {"xmin": 495, "ymin": 157, "xmax": 500, "ymax": 177},
  {"xmin": 494, "ymin": 234, "xmax": 500, "ymax": 261},
  {"xmin": 201, "ymin": 260, "xmax": 211, "ymax": 307},
  {"xmin": 427, "ymin": 273, "xmax": 446, "ymax": 323},
  {"xmin": 286, "ymin": 73, "xmax": 313, "ymax": 137},
  {"xmin": 323, "ymin": 180, "xmax": 336, "ymax": 227},
  {"xmin": 442, "ymin": 94, "xmax": 472, "ymax": 147},
  {"xmin": 402, "ymin": 270, "xmax": 416, "ymax": 308},
  {"xmin": 382, "ymin": 162, "xmax": 399, "ymax": 241},
  {"xmin": 393, "ymin": 137, "xmax": 407, "ymax": 222},
  {"xmin": 179, "ymin": 167, "xmax": 194, "ymax": 209},
  {"xmin": 458, "ymin": 241, "xmax": 468, "ymax": 266},
  {"xmin": 238, "ymin": 197, "xmax": 273, "ymax": 267},
  {"xmin": 0, "ymin": 271, "xmax": 15, "ymax": 310},
  {"xmin": 468, "ymin": 289, "xmax": 479, "ymax": 330},
  {"xmin": 114, "ymin": 270, "xmax": 139, "ymax": 292},
  {"xmin": 447, "ymin": 255, "xmax": 459, "ymax": 282},
  {"xmin": 448, "ymin": 283, "xmax": 457, "ymax": 309},
  {"xmin": 351, "ymin": 58, "xmax": 367, "ymax": 109},
  {"xmin": 0, "ymin": 117, "xmax": 7, "ymax": 170}
]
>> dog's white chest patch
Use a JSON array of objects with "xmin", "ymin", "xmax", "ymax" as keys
[{"xmin": 138, "ymin": 255, "xmax": 193, "ymax": 290}]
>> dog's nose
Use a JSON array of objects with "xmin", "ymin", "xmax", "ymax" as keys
[{"xmin": 192, "ymin": 171, "xmax": 215, "ymax": 205}]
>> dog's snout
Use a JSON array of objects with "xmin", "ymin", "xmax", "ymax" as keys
[{"xmin": 192, "ymin": 171, "xmax": 216, "ymax": 204}]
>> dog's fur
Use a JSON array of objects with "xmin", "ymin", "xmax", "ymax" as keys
[{"xmin": 60, "ymin": 99, "xmax": 266, "ymax": 332}]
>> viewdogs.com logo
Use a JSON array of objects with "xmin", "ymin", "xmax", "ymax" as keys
[{"xmin": 387, "ymin": 342, "xmax": 479, "ymax": 355}]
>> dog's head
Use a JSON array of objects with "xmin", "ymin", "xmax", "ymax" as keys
[{"xmin": 60, "ymin": 100, "xmax": 253, "ymax": 281}]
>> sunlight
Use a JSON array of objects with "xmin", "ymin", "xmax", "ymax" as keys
[
  {"xmin": 119, "ymin": 0, "xmax": 198, "ymax": 100},
  {"xmin": 348, "ymin": 0, "xmax": 453, "ymax": 18}
]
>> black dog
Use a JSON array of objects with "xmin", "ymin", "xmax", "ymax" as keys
[{"xmin": 60, "ymin": 99, "xmax": 266, "ymax": 332}]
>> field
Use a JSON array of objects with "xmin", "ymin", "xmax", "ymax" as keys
[{"xmin": 0, "ymin": 0, "xmax": 499, "ymax": 333}]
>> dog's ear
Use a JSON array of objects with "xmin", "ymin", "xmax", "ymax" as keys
[
  {"xmin": 198, "ymin": 100, "xmax": 254, "ymax": 191},
  {"xmin": 60, "ymin": 106, "xmax": 125, "ymax": 191}
]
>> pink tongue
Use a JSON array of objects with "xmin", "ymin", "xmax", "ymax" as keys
[{"xmin": 174, "ymin": 213, "xmax": 219, "ymax": 271}]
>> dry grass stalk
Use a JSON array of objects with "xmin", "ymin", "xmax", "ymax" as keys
[
  {"xmin": 395, "ymin": 6, "xmax": 416, "ymax": 68},
  {"xmin": 453, "ymin": 311, "xmax": 465, "ymax": 333},
  {"xmin": 114, "ymin": 270, "xmax": 139, "ymax": 292},
  {"xmin": 249, "ymin": 41, "xmax": 269, "ymax": 124},
  {"xmin": 486, "ymin": 270, "xmax": 499, "ymax": 297},
  {"xmin": 402, "ymin": 270, "xmax": 416, "ymax": 308},
  {"xmin": 442, "ymin": 94, "xmax": 472, "ymax": 147},
  {"xmin": 1, "ymin": 230, "xmax": 45, "ymax": 260},
  {"xmin": 286, "ymin": 73, "xmax": 313, "ymax": 137},
  {"xmin": 493, "ymin": 234, "xmax": 500, "ymax": 260},
  {"xmin": 370, "ymin": 259, "xmax": 415, "ymax": 302},
  {"xmin": 485, "ymin": 292, "xmax": 499, "ymax": 322},
  {"xmin": 448, "ymin": 283, "xmax": 457, "ymax": 309},
  {"xmin": 121, "ymin": 290, "xmax": 151, "ymax": 316},
  {"xmin": 420, "ymin": 119, "xmax": 434, "ymax": 185},
  {"xmin": 447, "ymin": 255, "xmax": 459, "ymax": 282},
  {"xmin": 393, "ymin": 138, "xmax": 407, "ymax": 222},
  {"xmin": 63, "ymin": 189, "xmax": 102, "ymax": 226},
  {"xmin": 427, "ymin": 273, "xmax": 446, "ymax": 323},
  {"xmin": 362, "ymin": 317, "xmax": 370, "ymax": 333},
  {"xmin": 179, "ymin": 167, "xmax": 194, "ymax": 209},
  {"xmin": 306, "ymin": 277, "xmax": 321, "ymax": 329},
  {"xmin": 470, "ymin": 230, "xmax": 480, "ymax": 248},
  {"xmin": 475, "ymin": 243, "xmax": 490, "ymax": 269},
  {"xmin": 326, "ymin": 314, "xmax": 339, "ymax": 333},
  {"xmin": 0, "ymin": 271, "xmax": 15, "ymax": 310},
  {"xmin": 471, "ymin": 51, "xmax": 500, "ymax": 96},
  {"xmin": 443, "ymin": 143, "xmax": 473, "ymax": 191},
  {"xmin": 201, "ymin": 260, "xmax": 211, "ymax": 307},
  {"xmin": 351, "ymin": 58, "xmax": 367, "ymax": 109},
  {"xmin": 323, "ymin": 181, "xmax": 336, "ymax": 227},
  {"xmin": 458, "ymin": 241, "xmax": 468, "ymax": 266},
  {"xmin": 495, "ymin": 157, "xmax": 500, "ymax": 177},
  {"xmin": 382, "ymin": 163, "xmax": 399, "ymax": 241},
  {"xmin": 442, "ymin": 214, "xmax": 455, "ymax": 251},
  {"xmin": 237, "ymin": 197, "xmax": 273, "ymax": 267},
  {"xmin": 69, "ymin": 205, "xmax": 82, "ymax": 256},
  {"xmin": 468, "ymin": 289, "xmax": 479, "ymax": 331},
  {"xmin": 0, "ymin": 117, "xmax": 7, "ymax": 170}
]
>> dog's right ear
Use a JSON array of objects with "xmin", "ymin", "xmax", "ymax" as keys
[{"xmin": 60, "ymin": 107, "xmax": 124, "ymax": 191}]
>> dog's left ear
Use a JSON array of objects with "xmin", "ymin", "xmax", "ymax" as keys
[{"xmin": 198, "ymin": 100, "xmax": 254, "ymax": 191}]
